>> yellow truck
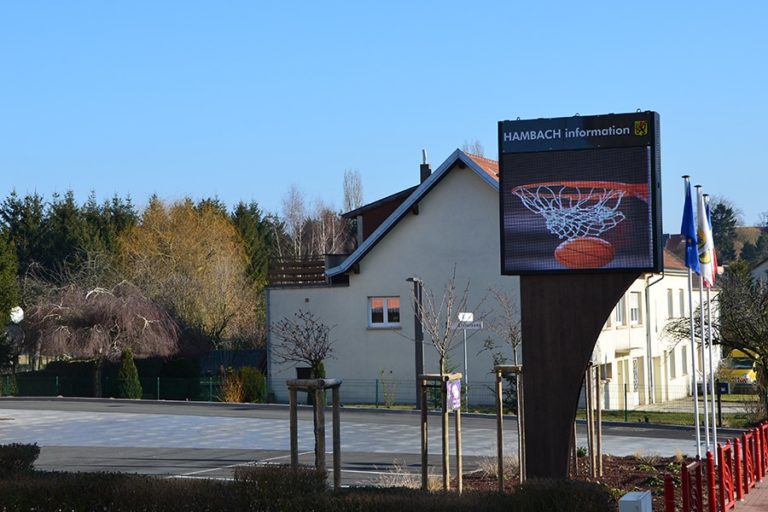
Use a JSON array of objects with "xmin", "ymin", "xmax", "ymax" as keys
[{"xmin": 719, "ymin": 349, "xmax": 758, "ymax": 393}]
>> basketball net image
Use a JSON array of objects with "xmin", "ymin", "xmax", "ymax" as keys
[{"xmin": 511, "ymin": 181, "xmax": 648, "ymax": 269}]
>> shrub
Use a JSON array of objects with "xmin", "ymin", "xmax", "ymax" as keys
[
  {"xmin": 0, "ymin": 373, "xmax": 17, "ymax": 396},
  {"xmin": 512, "ymin": 479, "xmax": 614, "ymax": 512},
  {"xmin": 239, "ymin": 366, "xmax": 267, "ymax": 403},
  {"xmin": 219, "ymin": 368, "xmax": 244, "ymax": 402},
  {"xmin": 118, "ymin": 348, "xmax": 142, "ymax": 399},
  {"xmin": 0, "ymin": 443, "xmax": 40, "ymax": 478},
  {"xmin": 234, "ymin": 464, "xmax": 326, "ymax": 497}
]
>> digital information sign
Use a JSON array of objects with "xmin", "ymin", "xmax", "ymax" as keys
[{"xmin": 498, "ymin": 112, "xmax": 662, "ymax": 275}]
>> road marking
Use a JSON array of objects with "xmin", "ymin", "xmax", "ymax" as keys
[{"xmin": 177, "ymin": 451, "xmax": 314, "ymax": 477}]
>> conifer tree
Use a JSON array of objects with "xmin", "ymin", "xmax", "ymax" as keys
[{"xmin": 118, "ymin": 348, "xmax": 142, "ymax": 399}]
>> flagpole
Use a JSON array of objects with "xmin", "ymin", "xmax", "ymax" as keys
[
  {"xmin": 704, "ymin": 193, "xmax": 718, "ymax": 463},
  {"xmin": 699, "ymin": 273, "xmax": 710, "ymax": 452},
  {"xmin": 682, "ymin": 175, "xmax": 702, "ymax": 457},
  {"xmin": 688, "ymin": 268, "xmax": 701, "ymax": 457},
  {"xmin": 707, "ymin": 285, "xmax": 718, "ymax": 462}
]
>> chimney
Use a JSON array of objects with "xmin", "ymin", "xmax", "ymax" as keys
[{"xmin": 420, "ymin": 149, "xmax": 431, "ymax": 183}]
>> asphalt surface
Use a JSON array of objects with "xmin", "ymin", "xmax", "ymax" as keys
[{"xmin": 0, "ymin": 397, "xmax": 742, "ymax": 486}]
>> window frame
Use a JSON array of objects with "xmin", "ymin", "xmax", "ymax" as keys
[
  {"xmin": 368, "ymin": 296, "xmax": 401, "ymax": 329},
  {"xmin": 629, "ymin": 291, "xmax": 642, "ymax": 325},
  {"xmin": 667, "ymin": 288, "xmax": 674, "ymax": 319},
  {"xmin": 614, "ymin": 295, "xmax": 627, "ymax": 326}
]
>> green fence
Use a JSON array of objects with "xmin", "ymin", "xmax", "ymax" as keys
[{"xmin": 2, "ymin": 373, "xmax": 229, "ymax": 402}]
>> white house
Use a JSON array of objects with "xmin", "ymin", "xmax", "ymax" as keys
[
  {"xmin": 266, "ymin": 149, "xmax": 715, "ymax": 409},
  {"xmin": 752, "ymin": 257, "xmax": 768, "ymax": 283}
]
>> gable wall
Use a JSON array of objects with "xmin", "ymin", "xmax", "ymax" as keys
[{"xmin": 267, "ymin": 165, "xmax": 519, "ymax": 402}]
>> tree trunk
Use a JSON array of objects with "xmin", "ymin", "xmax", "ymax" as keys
[
  {"xmin": 33, "ymin": 334, "xmax": 43, "ymax": 371},
  {"xmin": 93, "ymin": 358, "xmax": 104, "ymax": 398}
]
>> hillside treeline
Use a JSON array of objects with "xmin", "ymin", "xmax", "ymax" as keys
[{"xmin": 0, "ymin": 190, "xmax": 354, "ymax": 370}]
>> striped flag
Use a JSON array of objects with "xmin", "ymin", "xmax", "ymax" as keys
[
  {"xmin": 696, "ymin": 187, "xmax": 715, "ymax": 287},
  {"xmin": 705, "ymin": 196, "xmax": 718, "ymax": 285},
  {"xmin": 681, "ymin": 178, "xmax": 700, "ymax": 273}
]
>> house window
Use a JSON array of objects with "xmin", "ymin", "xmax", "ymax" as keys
[
  {"xmin": 679, "ymin": 289, "xmax": 686, "ymax": 317},
  {"xmin": 369, "ymin": 297, "xmax": 400, "ymax": 328},
  {"xmin": 669, "ymin": 349, "xmax": 677, "ymax": 379},
  {"xmin": 630, "ymin": 292, "xmax": 642, "ymax": 325},
  {"xmin": 614, "ymin": 295, "xmax": 627, "ymax": 326},
  {"xmin": 681, "ymin": 345, "xmax": 688, "ymax": 375},
  {"xmin": 667, "ymin": 289, "xmax": 674, "ymax": 319}
]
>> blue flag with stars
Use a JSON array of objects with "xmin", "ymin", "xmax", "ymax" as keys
[{"xmin": 681, "ymin": 179, "xmax": 700, "ymax": 274}]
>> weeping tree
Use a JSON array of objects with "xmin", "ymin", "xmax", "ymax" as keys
[
  {"xmin": 665, "ymin": 263, "xmax": 768, "ymax": 414},
  {"xmin": 23, "ymin": 275, "xmax": 179, "ymax": 397}
]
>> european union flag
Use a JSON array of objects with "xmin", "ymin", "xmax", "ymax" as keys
[{"xmin": 681, "ymin": 178, "xmax": 700, "ymax": 273}]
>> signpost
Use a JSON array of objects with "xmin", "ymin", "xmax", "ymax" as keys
[{"xmin": 457, "ymin": 313, "xmax": 482, "ymax": 412}]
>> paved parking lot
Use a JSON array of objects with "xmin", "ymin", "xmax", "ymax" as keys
[{"xmin": 0, "ymin": 398, "xmax": 727, "ymax": 485}]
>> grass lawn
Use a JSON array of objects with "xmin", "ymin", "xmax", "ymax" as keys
[
  {"xmin": 575, "ymin": 409, "xmax": 754, "ymax": 428},
  {"xmin": 345, "ymin": 403, "xmax": 761, "ymax": 429}
]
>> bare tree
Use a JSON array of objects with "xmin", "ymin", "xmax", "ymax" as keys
[
  {"xmin": 343, "ymin": 169, "xmax": 364, "ymax": 213},
  {"xmin": 412, "ymin": 268, "xmax": 472, "ymax": 375},
  {"xmin": 483, "ymin": 287, "xmax": 522, "ymax": 366},
  {"xmin": 271, "ymin": 309, "xmax": 334, "ymax": 377},
  {"xmin": 461, "ymin": 139, "xmax": 485, "ymax": 157},
  {"xmin": 758, "ymin": 210, "xmax": 768, "ymax": 229},
  {"xmin": 308, "ymin": 199, "xmax": 347, "ymax": 256},
  {"xmin": 282, "ymin": 185, "xmax": 307, "ymax": 258}
]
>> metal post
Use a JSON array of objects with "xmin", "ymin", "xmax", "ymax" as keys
[
  {"xmin": 408, "ymin": 278, "xmax": 424, "ymax": 409},
  {"xmin": 707, "ymin": 286, "xmax": 718, "ymax": 463},
  {"xmin": 421, "ymin": 380, "xmax": 428, "ymax": 491},
  {"xmin": 156, "ymin": 377, "xmax": 160, "ymax": 400},
  {"xmin": 495, "ymin": 370, "xmax": 504, "ymax": 492},
  {"xmin": 688, "ymin": 266, "xmax": 702, "ymax": 458},
  {"xmin": 441, "ymin": 377, "xmax": 450, "ymax": 491},
  {"xmin": 332, "ymin": 386, "xmax": 341, "ymax": 491},
  {"xmin": 455, "ymin": 406, "xmax": 462, "ymax": 495},
  {"xmin": 375, "ymin": 378, "xmax": 379, "ymax": 408},
  {"xmin": 716, "ymin": 379, "xmax": 723, "ymax": 428},
  {"xmin": 289, "ymin": 387, "xmax": 298, "ymax": 469},
  {"xmin": 700, "ymin": 275, "xmax": 711, "ymax": 453},
  {"xmin": 463, "ymin": 328, "xmax": 469, "ymax": 413}
]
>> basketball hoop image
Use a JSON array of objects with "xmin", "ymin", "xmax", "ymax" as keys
[{"xmin": 511, "ymin": 181, "xmax": 649, "ymax": 269}]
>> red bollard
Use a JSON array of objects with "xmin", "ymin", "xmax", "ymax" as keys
[
  {"xmin": 706, "ymin": 451, "xmax": 716, "ymax": 512},
  {"xmin": 755, "ymin": 427, "xmax": 763, "ymax": 481},
  {"xmin": 734, "ymin": 437, "xmax": 743, "ymax": 501},
  {"xmin": 664, "ymin": 473, "xmax": 676, "ymax": 512}
]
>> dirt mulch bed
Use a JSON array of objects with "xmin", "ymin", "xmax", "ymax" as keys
[{"xmin": 462, "ymin": 454, "xmax": 690, "ymax": 512}]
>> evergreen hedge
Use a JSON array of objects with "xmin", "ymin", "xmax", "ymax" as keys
[
  {"xmin": 0, "ymin": 443, "xmax": 40, "ymax": 478},
  {"xmin": 0, "ymin": 462, "xmax": 616, "ymax": 512}
]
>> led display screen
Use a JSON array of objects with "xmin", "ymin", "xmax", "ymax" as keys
[{"xmin": 498, "ymin": 112, "xmax": 662, "ymax": 275}]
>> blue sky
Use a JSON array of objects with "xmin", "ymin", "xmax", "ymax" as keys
[{"xmin": 2, "ymin": 1, "xmax": 766, "ymax": 228}]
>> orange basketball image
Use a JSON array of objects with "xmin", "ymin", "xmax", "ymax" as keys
[{"xmin": 554, "ymin": 237, "xmax": 615, "ymax": 269}]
